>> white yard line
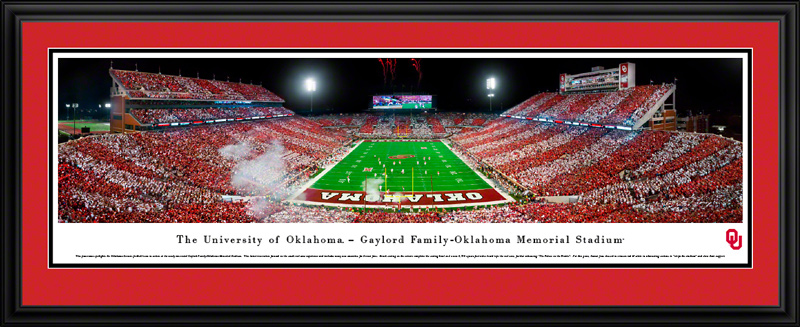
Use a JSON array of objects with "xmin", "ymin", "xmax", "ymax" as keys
[{"xmin": 287, "ymin": 139, "xmax": 515, "ymax": 208}]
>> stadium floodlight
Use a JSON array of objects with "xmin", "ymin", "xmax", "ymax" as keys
[
  {"xmin": 305, "ymin": 78, "xmax": 316, "ymax": 92},
  {"xmin": 487, "ymin": 78, "xmax": 496, "ymax": 111},
  {"xmin": 105, "ymin": 103, "xmax": 111, "ymax": 108},
  {"xmin": 305, "ymin": 78, "xmax": 316, "ymax": 113}
]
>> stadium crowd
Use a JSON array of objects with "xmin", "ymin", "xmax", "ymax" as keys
[
  {"xmin": 59, "ymin": 116, "xmax": 350, "ymax": 223},
  {"xmin": 501, "ymin": 84, "xmax": 674, "ymax": 126},
  {"xmin": 60, "ymin": 93, "xmax": 741, "ymax": 223},
  {"xmin": 450, "ymin": 114, "xmax": 742, "ymax": 223},
  {"xmin": 306, "ymin": 113, "xmax": 495, "ymax": 139},
  {"xmin": 131, "ymin": 106, "xmax": 293, "ymax": 124},
  {"xmin": 112, "ymin": 69, "xmax": 284, "ymax": 102}
]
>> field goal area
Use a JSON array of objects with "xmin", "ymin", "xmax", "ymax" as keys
[
  {"xmin": 396, "ymin": 125, "xmax": 410, "ymax": 138},
  {"xmin": 287, "ymin": 140, "xmax": 514, "ymax": 208}
]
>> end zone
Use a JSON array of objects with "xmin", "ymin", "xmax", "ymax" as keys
[{"xmin": 289, "ymin": 188, "xmax": 511, "ymax": 209}]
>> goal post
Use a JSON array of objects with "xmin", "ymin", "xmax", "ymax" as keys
[
  {"xmin": 396, "ymin": 124, "xmax": 410, "ymax": 138},
  {"xmin": 384, "ymin": 167, "xmax": 415, "ymax": 199}
]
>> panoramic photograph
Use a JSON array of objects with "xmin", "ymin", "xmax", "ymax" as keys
[{"xmin": 56, "ymin": 55, "xmax": 745, "ymax": 223}]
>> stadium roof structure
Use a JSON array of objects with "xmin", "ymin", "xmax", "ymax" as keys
[{"xmin": 109, "ymin": 69, "xmax": 285, "ymax": 103}]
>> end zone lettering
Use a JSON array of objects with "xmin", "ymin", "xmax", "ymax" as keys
[{"xmin": 318, "ymin": 191, "xmax": 490, "ymax": 205}]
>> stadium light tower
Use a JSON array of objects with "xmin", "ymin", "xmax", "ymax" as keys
[
  {"xmin": 487, "ymin": 77, "xmax": 496, "ymax": 111},
  {"xmin": 305, "ymin": 78, "xmax": 316, "ymax": 113},
  {"xmin": 68, "ymin": 103, "xmax": 79, "ymax": 135}
]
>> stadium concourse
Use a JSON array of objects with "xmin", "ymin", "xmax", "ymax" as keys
[{"xmin": 58, "ymin": 75, "xmax": 743, "ymax": 223}]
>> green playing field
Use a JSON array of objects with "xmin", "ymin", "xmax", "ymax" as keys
[
  {"xmin": 57, "ymin": 121, "xmax": 111, "ymax": 132},
  {"xmin": 311, "ymin": 140, "xmax": 491, "ymax": 192}
]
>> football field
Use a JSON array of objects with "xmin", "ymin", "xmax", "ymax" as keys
[
  {"xmin": 290, "ymin": 140, "xmax": 513, "ymax": 208},
  {"xmin": 57, "ymin": 120, "xmax": 111, "ymax": 134},
  {"xmin": 313, "ymin": 140, "xmax": 489, "ymax": 192}
]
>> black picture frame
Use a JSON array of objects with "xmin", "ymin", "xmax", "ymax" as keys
[{"xmin": 2, "ymin": 1, "xmax": 797, "ymax": 326}]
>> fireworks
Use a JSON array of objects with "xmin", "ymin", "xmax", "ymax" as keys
[
  {"xmin": 378, "ymin": 59, "xmax": 386, "ymax": 84},
  {"xmin": 411, "ymin": 58, "xmax": 422, "ymax": 86},
  {"xmin": 378, "ymin": 58, "xmax": 397, "ymax": 85}
]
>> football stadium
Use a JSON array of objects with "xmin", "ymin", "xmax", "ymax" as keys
[{"xmin": 57, "ymin": 58, "xmax": 744, "ymax": 223}]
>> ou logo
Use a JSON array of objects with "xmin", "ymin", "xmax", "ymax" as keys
[
  {"xmin": 726, "ymin": 229, "xmax": 743, "ymax": 250},
  {"xmin": 621, "ymin": 65, "xmax": 628, "ymax": 73}
]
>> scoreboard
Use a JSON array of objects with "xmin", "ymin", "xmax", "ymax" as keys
[
  {"xmin": 372, "ymin": 95, "xmax": 433, "ymax": 109},
  {"xmin": 560, "ymin": 62, "xmax": 636, "ymax": 93}
]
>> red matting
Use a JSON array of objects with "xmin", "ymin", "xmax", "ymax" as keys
[{"xmin": 23, "ymin": 22, "xmax": 779, "ymax": 306}]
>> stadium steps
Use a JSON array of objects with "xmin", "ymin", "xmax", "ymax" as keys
[{"xmin": 631, "ymin": 84, "xmax": 676, "ymax": 129}]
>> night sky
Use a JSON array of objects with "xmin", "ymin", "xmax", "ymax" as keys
[{"xmin": 58, "ymin": 57, "xmax": 744, "ymax": 129}]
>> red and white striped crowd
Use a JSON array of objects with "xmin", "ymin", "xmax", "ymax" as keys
[
  {"xmin": 502, "ymin": 84, "xmax": 674, "ymax": 126},
  {"xmin": 112, "ymin": 69, "xmax": 284, "ymax": 102},
  {"xmin": 60, "ymin": 100, "xmax": 742, "ymax": 223}
]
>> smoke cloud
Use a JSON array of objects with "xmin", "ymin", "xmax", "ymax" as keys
[
  {"xmin": 229, "ymin": 140, "xmax": 288, "ymax": 196},
  {"xmin": 219, "ymin": 141, "xmax": 253, "ymax": 161},
  {"xmin": 362, "ymin": 177, "xmax": 384, "ymax": 200},
  {"xmin": 219, "ymin": 138, "xmax": 295, "ymax": 222}
]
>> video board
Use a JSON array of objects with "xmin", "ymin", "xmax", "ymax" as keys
[{"xmin": 372, "ymin": 95, "xmax": 433, "ymax": 109}]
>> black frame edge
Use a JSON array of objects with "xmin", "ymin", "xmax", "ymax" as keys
[
  {"xmin": 779, "ymin": 0, "xmax": 799, "ymax": 325},
  {"xmin": 3, "ymin": 1, "xmax": 798, "ymax": 326},
  {"xmin": 3, "ymin": 0, "xmax": 22, "ymax": 325}
]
